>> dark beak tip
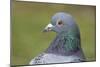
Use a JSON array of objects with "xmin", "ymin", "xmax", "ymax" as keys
[{"xmin": 42, "ymin": 29, "xmax": 48, "ymax": 32}]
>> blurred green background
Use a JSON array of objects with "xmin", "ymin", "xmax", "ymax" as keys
[{"xmin": 11, "ymin": 1, "xmax": 96, "ymax": 65}]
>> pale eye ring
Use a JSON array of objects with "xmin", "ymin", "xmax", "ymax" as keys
[{"xmin": 57, "ymin": 20, "xmax": 63, "ymax": 26}]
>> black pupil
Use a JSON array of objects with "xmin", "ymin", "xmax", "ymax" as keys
[{"xmin": 58, "ymin": 21, "xmax": 62, "ymax": 25}]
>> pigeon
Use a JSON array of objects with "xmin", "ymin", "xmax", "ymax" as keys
[{"xmin": 29, "ymin": 12, "xmax": 85, "ymax": 65}]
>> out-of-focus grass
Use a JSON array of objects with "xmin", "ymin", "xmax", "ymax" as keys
[{"xmin": 11, "ymin": 1, "xmax": 96, "ymax": 65}]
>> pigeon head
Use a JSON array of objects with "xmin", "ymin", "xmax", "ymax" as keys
[{"xmin": 43, "ymin": 12, "xmax": 77, "ymax": 34}]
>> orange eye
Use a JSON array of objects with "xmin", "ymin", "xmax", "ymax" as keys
[
  {"xmin": 57, "ymin": 20, "xmax": 63, "ymax": 26},
  {"xmin": 58, "ymin": 20, "xmax": 63, "ymax": 25}
]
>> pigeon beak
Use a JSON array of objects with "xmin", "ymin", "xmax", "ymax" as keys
[{"xmin": 43, "ymin": 23, "xmax": 53, "ymax": 32}]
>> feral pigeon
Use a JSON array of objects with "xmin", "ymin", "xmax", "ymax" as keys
[{"xmin": 29, "ymin": 12, "xmax": 85, "ymax": 65}]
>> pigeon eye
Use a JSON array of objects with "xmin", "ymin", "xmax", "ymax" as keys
[{"xmin": 57, "ymin": 20, "xmax": 63, "ymax": 25}]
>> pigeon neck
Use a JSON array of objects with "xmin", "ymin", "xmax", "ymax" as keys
[{"xmin": 45, "ymin": 31, "xmax": 80, "ymax": 56}]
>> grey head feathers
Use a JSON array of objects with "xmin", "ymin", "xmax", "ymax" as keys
[{"xmin": 44, "ymin": 12, "xmax": 83, "ymax": 56}]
